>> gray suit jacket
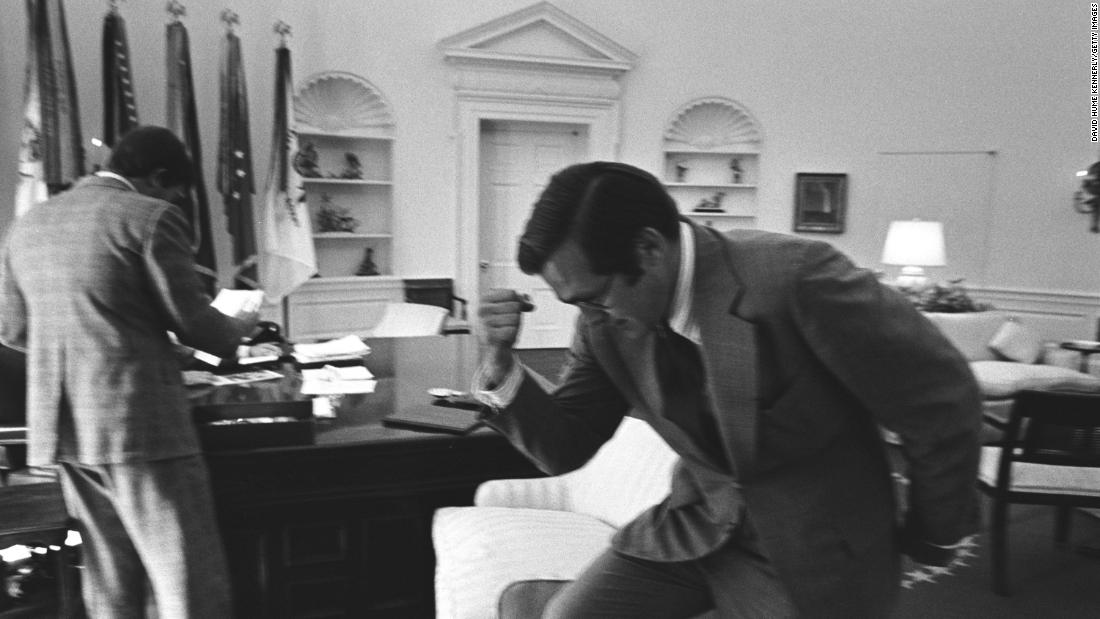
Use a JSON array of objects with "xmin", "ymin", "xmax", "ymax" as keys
[
  {"xmin": 0, "ymin": 176, "xmax": 251, "ymax": 466},
  {"xmin": 487, "ymin": 223, "xmax": 982, "ymax": 613}
]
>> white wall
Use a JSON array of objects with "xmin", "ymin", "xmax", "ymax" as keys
[{"xmin": 0, "ymin": 1, "xmax": 1095, "ymax": 306}]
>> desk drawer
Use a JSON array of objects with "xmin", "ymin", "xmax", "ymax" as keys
[{"xmin": 194, "ymin": 401, "xmax": 314, "ymax": 451}]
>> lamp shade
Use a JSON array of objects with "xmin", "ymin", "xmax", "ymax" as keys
[{"xmin": 881, "ymin": 220, "xmax": 946, "ymax": 267}]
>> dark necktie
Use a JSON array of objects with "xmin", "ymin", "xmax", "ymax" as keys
[
  {"xmin": 655, "ymin": 321, "xmax": 703, "ymax": 397},
  {"xmin": 654, "ymin": 321, "xmax": 723, "ymax": 461}
]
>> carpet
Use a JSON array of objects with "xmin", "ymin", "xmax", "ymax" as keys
[{"xmin": 894, "ymin": 502, "xmax": 1100, "ymax": 618}]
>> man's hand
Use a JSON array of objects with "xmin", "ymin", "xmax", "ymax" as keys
[
  {"xmin": 477, "ymin": 289, "xmax": 535, "ymax": 386},
  {"xmin": 243, "ymin": 342, "xmax": 283, "ymax": 358},
  {"xmin": 231, "ymin": 308, "xmax": 262, "ymax": 334}
]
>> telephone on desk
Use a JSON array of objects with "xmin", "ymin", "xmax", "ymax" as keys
[
  {"xmin": 235, "ymin": 321, "xmax": 289, "ymax": 367},
  {"xmin": 245, "ymin": 321, "xmax": 285, "ymax": 346},
  {"xmin": 190, "ymin": 322, "xmax": 288, "ymax": 371}
]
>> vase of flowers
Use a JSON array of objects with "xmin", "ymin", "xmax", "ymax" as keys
[{"xmin": 904, "ymin": 278, "xmax": 992, "ymax": 313}]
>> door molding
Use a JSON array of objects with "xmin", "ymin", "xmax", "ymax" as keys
[{"xmin": 439, "ymin": 2, "xmax": 635, "ymax": 328}]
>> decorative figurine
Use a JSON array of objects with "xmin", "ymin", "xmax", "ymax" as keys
[
  {"xmin": 316, "ymin": 194, "xmax": 359, "ymax": 232},
  {"xmin": 729, "ymin": 158, "xmax": 743, "ymax": 184},
  {"xmin": 339, "ymin": 152, "xmax": 364, "ymax": 179},
  {"xmin": 674, "ymin": 161, "xmax": 689, "ymax": 183},
  {"xmin": 693, "ymin": 191, "xmax": 726, "ymax": 212},
  {"xmin": 356, "ymin": 247, "xmax": 380, "ymax": 276},
  {"xmin": 292, "ymin": 142, "xmax": 322, "ymax": 178}
]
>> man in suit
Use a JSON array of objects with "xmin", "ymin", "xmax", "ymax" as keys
[
  {"xmin": 475, "ymin": 162, "xmax": 981, "ymax": 617},
  {"xmin": 0, "ymin": 126, "xmax": 257, "ymax": 617}
]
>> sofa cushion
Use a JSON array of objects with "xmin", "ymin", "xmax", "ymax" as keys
[
  {"xmin": 433, "ymin": 506, "xmax": 615, "ymax": 619},
  {"xmin": 923, "ymin": 311, "xmax": 1008, "ymax": 361},
  {"xmin": 988, "ymin": 319, "xmax": 1043, "ymax": 364},
  {"xmin": 970, "ymin": 361, "xmax": 1100, "ymax": 399}
]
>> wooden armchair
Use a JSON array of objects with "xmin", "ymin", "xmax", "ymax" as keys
[
  {"xmin": 977, "ymin": 389, "xmax": 1100, "ymax": 595},
  {"xmin": 403, "ymin": 278, "xmax": 469, "ymax": 334}
]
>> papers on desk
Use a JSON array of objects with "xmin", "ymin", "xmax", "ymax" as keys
[
  {"xmin": 183, "ymin": 369, "xmax": 283, "ymax": 387},
  {"xmin": 302, "ymin": 365, "xmax": 373, "ymax": 382},
  {"xmin": 292, "ymin": 335, "xmax": 371, "ymax": 365},
  {"xmin": 211, "ymin": 288, "xmax": 265, "ymax": 316},
  {"xmin": 238, "ymin": 354, "xmax": 281, "ymax": 366},
  {"xmin": 300, "ymin": 364, "xmax": 376, "ymax": 395}
]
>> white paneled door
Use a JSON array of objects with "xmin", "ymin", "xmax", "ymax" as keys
[{"xmin": 478, "ymin": 120, "xmax": 588, "ymax": 349}]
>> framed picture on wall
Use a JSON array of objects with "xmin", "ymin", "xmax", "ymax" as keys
[{"xmin": 793, "ymin": 173, "xmax": 848, "ymax": 233}]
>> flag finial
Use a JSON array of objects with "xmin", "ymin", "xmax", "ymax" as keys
[
  {"xmin": 166, "ymin": 1, "xmax": 186, "ymax": 21},
  {"xmin": 220, "ymin": 8, "xmax": 240, "ymax": 31},
  {"xmin": 274, "ymin": 21, "xmax": 291, "ymax": 47}
]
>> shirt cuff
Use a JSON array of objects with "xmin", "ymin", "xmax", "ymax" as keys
[{"xmin": 471, "ymin": 352, "xmax": 525, "ymax": 413}]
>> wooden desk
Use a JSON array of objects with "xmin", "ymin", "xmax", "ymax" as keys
[
  {"xmin": 192, "ymin": 336, "xmax": 542, "ymax": 619},
  {"xmin": 0, "ymin": 482, "xmax": 66, "ymax": 552}
]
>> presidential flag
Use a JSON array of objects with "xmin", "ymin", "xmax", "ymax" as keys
[
  {"xmin": 217, "ymin": 24, "xmax": 258, "ymax": 290},
  {"xmin": 166, "ymin": 14, "xmax": 218, "ymax": 295},
  {"xmin": 15, "ymin": 0, "xmax": 83, "ymax": 218},
  {"xmin": 102, "ymin": 4, "xmax": 138, "ymax": 147},
  {"xmin": 259, "ymin": 34, "xmax": 316, "ymax": 302}
]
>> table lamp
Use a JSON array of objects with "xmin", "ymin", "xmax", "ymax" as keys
[{"xmin": 881, "ymin": 219, "xmax": 946, "ymax": 289}]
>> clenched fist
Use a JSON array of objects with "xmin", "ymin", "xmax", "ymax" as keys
[{"xmin": 477, "ymin": 289, "xmax": 535, "ymax": 383}]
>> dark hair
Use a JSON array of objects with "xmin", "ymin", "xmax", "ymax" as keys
[
  {"xmin": 106, "ymin": 126, "xmax": 193, "ymax": 187},
  {"xmin": 517, "ymin": 162, "xmax": 680, "ymax": 277}
]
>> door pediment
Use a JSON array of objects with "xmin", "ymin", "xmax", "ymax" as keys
[{"xmin": 439, "ymin": 1, "xmax": 635, "ymax": 75}]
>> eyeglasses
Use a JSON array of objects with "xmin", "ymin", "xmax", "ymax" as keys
[{"xmin": 574, "ymin": 275, "xmax": 615, "ymax": 313}]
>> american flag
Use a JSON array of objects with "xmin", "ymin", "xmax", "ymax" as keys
[{"xmin": 15, "ymin": 0, "xmax": 83, "ymax": 218}]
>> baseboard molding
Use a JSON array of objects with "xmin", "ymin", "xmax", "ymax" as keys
[{"xmin": 968, "ymin": 285, "xmax": 1100, "ymax": 341}]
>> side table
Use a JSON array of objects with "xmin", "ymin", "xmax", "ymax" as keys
[{"xmin": 1059, "ymin": 340, "xmax": 1100, "ymax": 374}]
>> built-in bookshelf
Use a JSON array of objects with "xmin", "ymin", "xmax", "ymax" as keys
[
  {"xmin": 285, "ymin": 72, "xmax": 402, "ymax": 340},
  {"xmin": 661, "ymin": 97, "xmax": 762, "ymax": 231}
]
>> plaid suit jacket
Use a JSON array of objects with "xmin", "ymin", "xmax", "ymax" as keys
[{"xmin": 0, "ymin": 176, "xmax": 251, "ymax": 466}]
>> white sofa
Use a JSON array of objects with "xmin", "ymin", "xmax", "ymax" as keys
[
  {"xmin": 923, "ymin": 311, "xmax": 1100, "ymax": 427},
  {"xmin": 432, "ymin": 416, "xmax": 680, "ymax": 619}
]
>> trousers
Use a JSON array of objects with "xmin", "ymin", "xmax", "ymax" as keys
[
  {"xmin": 542, "ymin": 533, "xmax": 797, "ymax": 619},
  {"xmin": 58, "ymin": 456, "xmax": 232, "ymax": 619}
]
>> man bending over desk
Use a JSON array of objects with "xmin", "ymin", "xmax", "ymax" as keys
[{"xmin": 0, "ymin": 126, "xmax": 259, "ymax": 618}]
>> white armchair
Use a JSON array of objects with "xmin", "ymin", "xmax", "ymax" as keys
[{"xmin": 432, "ymin": 416, "xmax": 679, "ymax": 619}]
